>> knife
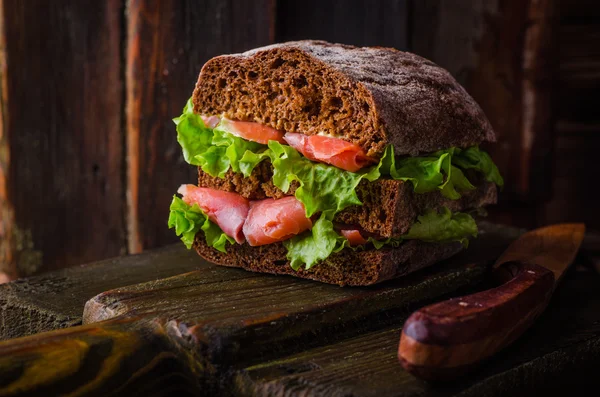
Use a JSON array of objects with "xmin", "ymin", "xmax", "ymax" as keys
[{"xmin": 398, "ymin": 223, "xmax": 586, "ymax": 381}]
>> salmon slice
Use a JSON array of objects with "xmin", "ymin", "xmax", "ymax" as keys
[
  {"xmin": 243, "ymin": 196, "xmax": 312, "ymax": 246},
  {"xmin": 215, "ymin": 117, "xmax": 286, "ymax": 144},
  {"xmin": 178, "ymin": 184, "xmax": 249, "ymax": 244},
  {"xmin": 339, "ymin": 229, "xmax": 369, "ymax": 246},
  {"xmin": 283, "ymin": 132, "xmax": 376, "ymax": 172},
  {"xmin": 201, "ymin": 115, "xmax": 221, "ymax": 129}
]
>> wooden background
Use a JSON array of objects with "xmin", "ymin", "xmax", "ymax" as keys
[{"xmin": 0, "ymin": 0, "xmax": 597, "ymax": 279}]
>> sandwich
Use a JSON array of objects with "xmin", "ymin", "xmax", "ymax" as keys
[{"xmin": 168, "ymin": 40, "xmax": 503, "ymax": 286}]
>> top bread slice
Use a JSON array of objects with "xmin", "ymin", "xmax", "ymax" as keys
[{"xmin": 193, "ymin": 40, "xmax": 495, "ymax": 158}]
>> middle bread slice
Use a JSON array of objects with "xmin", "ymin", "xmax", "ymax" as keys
[{"xmin": 198, "ymin": 161, "xmax": 497, "ymax": 239}]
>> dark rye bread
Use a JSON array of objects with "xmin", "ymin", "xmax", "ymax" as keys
[
  {"xmin": 198, "ymin": 165, "xmax": 498, "ymax": 238},
  {"xmin": 193, "ymin": 40, "xmax": 495, "ymax": 158},
  {"xmin": 194, "ymin": 235, "xmax": 463, "ymax": 286}
]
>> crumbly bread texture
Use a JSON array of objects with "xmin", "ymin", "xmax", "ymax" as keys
[
  {"xmin": 193, "ymin": 40, "xmax": 495, "ymax": 158},
  {"xmin": 194, "ymin": 235, "xmax": 463, "ymax": 286},
  {"xmin": 198, "ymin": 165, "xmax": 497, "ymax": 238}
]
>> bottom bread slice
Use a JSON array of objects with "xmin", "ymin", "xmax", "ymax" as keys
[{"xmin": 194, "ymin": 236, "xmax": 463, "ymax": 286}]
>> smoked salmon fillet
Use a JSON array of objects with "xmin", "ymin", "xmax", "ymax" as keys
[
  {"xmin": 283, "ymin": 132, "xmax": 375, "ymax": 172},
  {"xmin": 178, "ymin": 185, "xmax": 249, "ymax": 244}
]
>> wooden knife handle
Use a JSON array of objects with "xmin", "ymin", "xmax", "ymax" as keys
[{"xmin": 398, "ymin": 261, "xmax": 555, "ymax": 381}]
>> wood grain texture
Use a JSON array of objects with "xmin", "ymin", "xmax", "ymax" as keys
[
  {"xmin": 0, "ymin": 246, "xmax": 485, "ymax": 396},
  {"xmin": 235, "ymin": 267, "xmax": 600, "ymax": 397},
  {"xmin": 0, "ymin": 318, "xmax": 203, "ymax": 397},
  {"xmin": 0, "ymin": 0, "xmax": 126, "ymax": 274},
  {"xmin": 126, "ymin": 0, "xmax": 275, "ymax": 253},
  {"xmin": 0, "ymin": 244, "xmax": 203, "ymax": 341},
  {"xmin": 411, "ymin": 0, "xmax": 499, "ymax": 86},
  {"xmin": 493, "ymin": 223, "xmax": 585, "ymax": 282},
  {"xmin": 518, "ymin": 0, "xmax": 558, "ymax": 200},
  {"xmin": 0, "ymin": 222, "xmax": 524, "ymax": 396},
  {"xmin": 541, "ymin": 0, "xmax": 600, "ymax": 230},
  {"xmin": 1, "ymin": 223, "xmax": 597, "ymax": 396},
  {"xmin": 84, "ymin": 253, "xmax": 486, "ymax": 369},
  {"xmin": 0, "ymin": 2, "xmax": 15, "ymax": 280},
  {"xmin": 543, "ymin": 130, "xmax": 600, "ymax": 229},
  {"xmin": 276, "ymin": 0, "xmax": 408, "ymax": 49},
  {"xmin": 81, "ymin": 223, "xmax": 522, "ymax": 377}
]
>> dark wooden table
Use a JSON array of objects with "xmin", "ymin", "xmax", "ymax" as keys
[{"xmin": 0, "ymin": 222, "xmax": 598, "ymax": 397}]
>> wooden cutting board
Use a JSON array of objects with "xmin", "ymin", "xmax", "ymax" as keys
[{"xmin": 2, "ymin": 223, "xmax": 598, "ymax": 396}]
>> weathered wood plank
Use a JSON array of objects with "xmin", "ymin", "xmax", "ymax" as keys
[
  {"xmin": 85, "ymin": 261, "xmax": 485, "ymax": 367},
  {"xmin": 0, "ymin": 0, "xmax": 126, "ymax": 274},
  {"xmin": 235, "ymin": 267, "xmax": 600, "ymax": 397},
  {"xmin": 126, "ymin": 0, "xmax": 275, "ymax": 253},
  {"xmin": 411, "ymin": 0, "xmax": 499, "ymax": 86},
  {"xmin": 276, "ymin": 0, "xmax": 409, "ymax": 49},
  {"xmin": 84, "ymin": 223, "xmax": 522, "ymax": 371},
  {"xmin": 541, "ymin": 0, "xmax": 600, "ymax": 230},
  {"xmin": 0, "ymin": 223, "xmax": 597, "ymax": 396},
  {"xmin": 542, "ymin": 131, "xmax": 600, "ymax": 229},
  {"xmin": 0, "ymin": 2, "xmax": 14, "ymax": 281},
  {"xmin": 0, "ymin": 244, "xmax": 205, "ymax": 340},
  {"xmin": 0, "ymin": 223, "xmax": 511, "ymax": 395},
  {"xmin": 0, "ymin": 318, "xmax": 204, "ymax": 397},
  {"xmin": 518, "ymin": 0, "xmax": 558, "ymax": 201}
]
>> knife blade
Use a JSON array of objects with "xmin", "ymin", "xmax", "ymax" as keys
[{"xmin": 397, "ymin": 223, "xmax": 585, "ymax": 381}]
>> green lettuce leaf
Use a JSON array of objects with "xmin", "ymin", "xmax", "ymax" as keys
[
  {"xmin": 259, "ymin": 143, "xmax": 487, "ymax": 220},
  {"xmin": 168, "ymin": 195, "xmax": 234, "ymax": 251},
  {"xmin": 283, "ymin": 211, "xmax": 344, "ymax": 270},
  {"xmin": 207, "ymin": 125, "xmax": 266, "ymax": 176},
  {"xmin": 284, "ymin": 207, "xmax": 477, "ymax": 270},
  {"xmin": 404, "ymin": 207, "xmax": 478, "ymax": 246},
  {"xmin": 265, "ymin": 142, "xmax": 380, "ymax": 217},
  {"xmin": 174, "ymin": 99, "xmax": 268, "ymax": 178},
  {"xmin": 452, "ymin": 146, "xmax": 504, "ymax": 187},
  {"xmin": 174, "ymin": 98, "xmax": 214, "ymax": 166},
  {"xmin": 378, "ymin": 146, "xmax": 476, "ymax": 200},
  {"xmin": 239, "ymin": 149, "xmax": 272, "ymax": 177}
]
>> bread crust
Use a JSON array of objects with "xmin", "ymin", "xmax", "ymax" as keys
[
  {"xmin": 193, "ymin": 40, "xmax": 495, "ymax": 158},
  {"xmin": 194, "ymin": 235, "xmax": 463, "ymax": 286}
]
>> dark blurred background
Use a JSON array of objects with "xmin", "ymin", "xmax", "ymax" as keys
[{"xmin": 0, "ymin": 0, "xmax": 597, "ymax": 279}]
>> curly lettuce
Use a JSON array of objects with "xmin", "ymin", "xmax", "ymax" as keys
[
  {"xmin": 451, "ymin": 146, "xmax": 504, "ymax": 187},
  {"xmin": 283, "ymin": 211, "xmax": 342, "ymax": 270},
  {"xmin": 174, "ymin": 98, "xmax": 267, "ymax": 178},
  {"xmin": 283, "ymin": 207, "xmax": 478, "ymax": 270},
  {"xmin": 262, "ymin": 142, "xmax": 380, "ymax": 217}
]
